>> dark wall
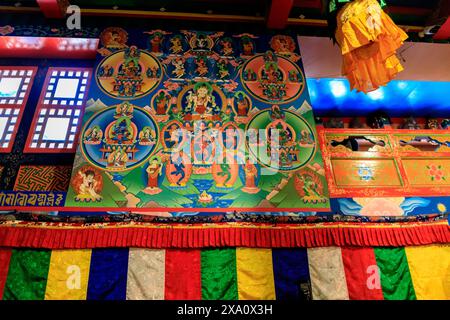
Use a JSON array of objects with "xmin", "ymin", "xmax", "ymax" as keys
[{"xmin": 0, "ymin": 57, "xmax": 95, "ymax": 189}]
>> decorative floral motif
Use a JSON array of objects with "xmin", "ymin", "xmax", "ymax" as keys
[
  {"xmin": 357, "ymin": 165, "xmax": 374, "ymax": 181},
  {"xmin": 427, "ymin": 164, "xmax": 445, "ymax": 181},
  {"xmin": 10, "ymin": 25, "xmax": 99, "ymax": 38}
]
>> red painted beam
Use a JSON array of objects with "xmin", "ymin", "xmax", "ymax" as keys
[
  {"xmin": 0, "ymin": 36, "xmax": 98, "ymax": 59},
  {"xmin": 36, "ymin": 0, "xmax": 69, "ymax": 19},
  {"xmin": 267, "ymin": 0, "xmax": 294, "ymax": 29}
]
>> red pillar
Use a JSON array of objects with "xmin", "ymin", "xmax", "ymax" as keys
[
  {"xmin": 267, "ymin": 0, "xmax": 294, "ymax": 29},
  {"xmin": 432, "ymin": 0, "xmax": 450, "ymax": 40},
  {"xmin": 433, "ymin": 17, "xmax": 450, "ymax": 40},
  {"xmin": 37, "ymin": 0, "xmax": 69, "ymax": 19}
]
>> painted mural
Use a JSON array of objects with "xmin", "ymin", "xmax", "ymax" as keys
[{"xmin": 65, "ymin": 29, "xmax": 330, "ymax": 211}]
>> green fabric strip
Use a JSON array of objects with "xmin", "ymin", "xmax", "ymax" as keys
[
  {"xmin": 201, "ymin": 248, "xmax": 238, "ymax": 300},
  {"xmin": 374, "ymin": 248, "xmax": 416, "ymax": 300},
  {"xmin": 2, "ymin": 249, "xmax": 51, "ymax": 300}
]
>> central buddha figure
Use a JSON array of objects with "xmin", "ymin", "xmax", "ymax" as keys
[{"xmin": 183, "ymin": 82, "xmax": 221, "ymax": 120}]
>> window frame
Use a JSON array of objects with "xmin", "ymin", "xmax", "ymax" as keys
[
  {"xmin": 0, "ymin": 66, "xmax": 38, "ymax": 153},
  {"xmin": 24, "ymin": 67, "xmax": 92, "ymax": 153}
]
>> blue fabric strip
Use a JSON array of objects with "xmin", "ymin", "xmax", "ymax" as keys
[
  {"xmin": 272, "ymin": 248, "xmax": 310, "ymax": 300},
  {"xmin": 87, "ymin": 248, "xmax": 129, "ymax": 300}
]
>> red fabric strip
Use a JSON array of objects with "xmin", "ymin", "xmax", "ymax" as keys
[
  {"xmin": 0, "ymin": 248, "xmax": 12, "ymax": 299},
  {"xmin": 341, "ymin": 247, "xmax": 384, "ymax": 300},
  {"xmin": 0, "ymin": 222, "xmax": 448, "ymax": 249},
  {"xmin": 164, "ymin": 249, "xmax": 202, "ymax": 300}
]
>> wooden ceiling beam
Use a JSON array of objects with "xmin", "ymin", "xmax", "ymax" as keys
[
  {"xmin": 0, "ymin": 5, "xmax": 427, "ymax": 32},
  {"xmin": 293, "ymin": 0, "xmax": 322, "ymax": 9},
  {"xmin": 385, "ymin": 6, "xmax": 434, "ymax": 16}
]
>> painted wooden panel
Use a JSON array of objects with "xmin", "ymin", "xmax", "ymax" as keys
[
  {"xmin": 331, "ymin": 159, "xmax": 402, "ymax": 187},
  {"xmin": 394, "ymin": 134, "xmax": 450, "ymax": 154},
  {"xmin": 402, "ymin": 159, "xmax": 450, "ymax": 186},
  {"xmin": 319, "ymin": 128, "xmax": 450, "ymax": 198},
  {"xmin": 325, "ymin": 134, "xmax": 392, "ymax": 154}
]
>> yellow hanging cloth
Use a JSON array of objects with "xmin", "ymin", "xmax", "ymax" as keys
[{"xmin": 335, "ymin": 0, "xmax": 408, "ymax": 93}]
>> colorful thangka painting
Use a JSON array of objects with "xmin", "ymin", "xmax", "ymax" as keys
[{"xmin": 66, "ymin": 28, "xmax": 330, "ymax": 211}]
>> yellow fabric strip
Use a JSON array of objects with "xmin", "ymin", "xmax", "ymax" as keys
[
  {"xmin": 308, "ymin": 247, "xmax": 349, "ymax": 300},
  {"xmin": 405, "ymin": 244, "xmax": 450, "ymax": 300},
  {"xmin": 236, "ymin": 248, "xmax": 275, "ymax": 300},
  {"xmin": 126, "ymin": 248, "xmax": 165, "ymax": 300},
  {"xmin": 44, "ymin": 249, "xmax": 91, "ymax": 300}
]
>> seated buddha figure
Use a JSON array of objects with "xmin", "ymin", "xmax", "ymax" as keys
[{"xmin": 184, "ymin": 82, "xmax": 219, "ymax": 120}]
